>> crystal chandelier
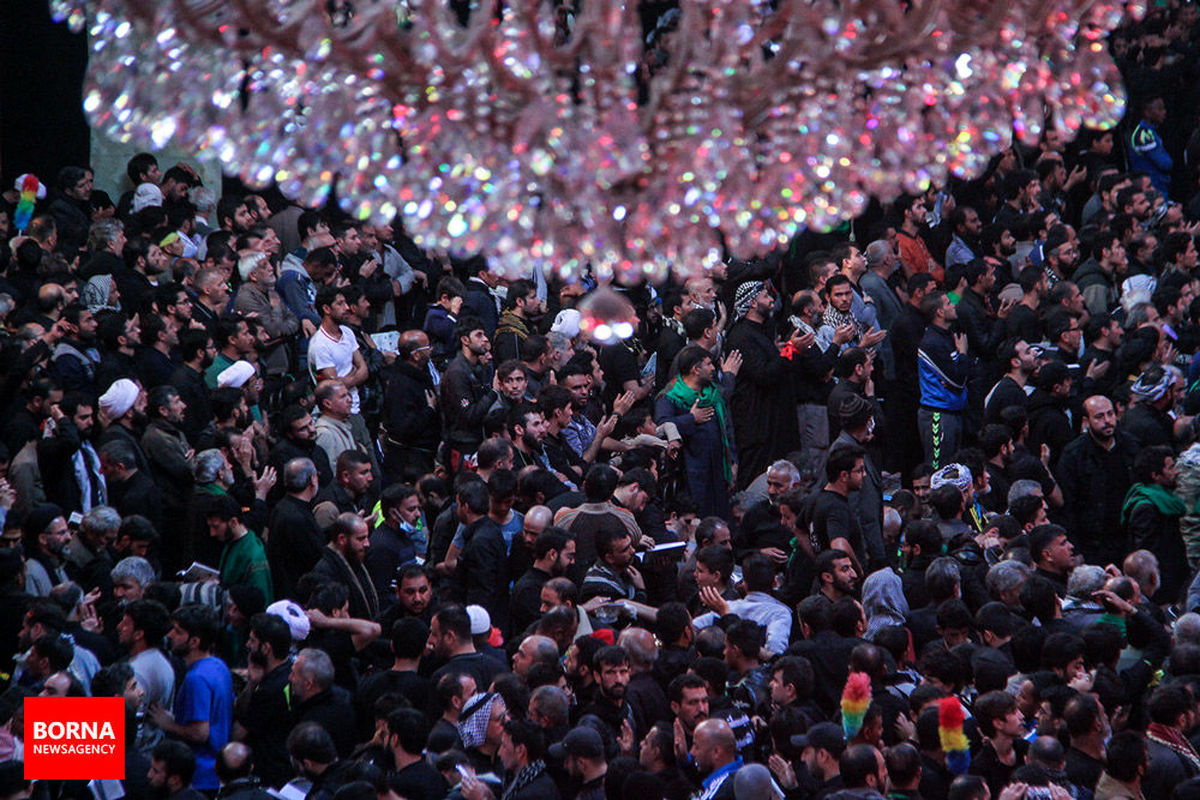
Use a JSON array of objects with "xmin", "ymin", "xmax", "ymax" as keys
[{"xmin": 51, "ymin": 0, "xmax": 1142, "ymax": 284}]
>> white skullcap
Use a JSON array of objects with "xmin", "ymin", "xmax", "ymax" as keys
[
  {"xmin": 551, "ymin": 308, "xmax": 582, "ymax": 339},
  {"xmin": 466, "ymin": 604, "xmax": 491, "ymax": 635},
  {"xmin": 131, "ymin": 182, "xmax": 164, "ymax": 213},
  {"xmin": 217, "ymin": 360, "xmax": 256, "ymax": 389},
  {"xmin": 238, "ymin": 250, "xmax": 268, "ymax": 282},
  {"xmin": 98, "ymin": 378, "xmax": 139, "ymax": 420},
  {"xmin": 266, "ymin": 599, "xmax": 310, "ymax": 642}
]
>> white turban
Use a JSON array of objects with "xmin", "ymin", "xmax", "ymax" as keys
[
  {"xmin": 99, "ymin": 379, "xmax": 139, "ymax": 420},
  {"xmin": 131, "ymin": 182, "xmax": 163, "ymax": 213},
  {"xmin": 217, "ymin": 360, "xmax": 256, "ymax": 388}
]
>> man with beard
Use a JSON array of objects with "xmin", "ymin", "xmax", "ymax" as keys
[
  {"xmin": 726, "ymin": 280, "xmax": 804, "ymax": 489},
  {"xmin": 667, "ymin": 673, "xmax": 710, "ymax": 763},
  {"xmin": 453, "ymin": 479, "xmax": 510, "ymax": 633},
  {"xmin": 38, "ymin": 391, "xmax": 106, "ymax": 514},
  {"xmin": 229, "ymin": 617, "xmax": 293, "ymax": 789},
  {"xmin": 267, "ymin": 405, "xmax": 332, "ymax": 499},
  {"xmin": 50, "ymin": 303, "xmax": 99, "ymax": 393},
  {"xmin": 267, "ymin": 458, "xmax": 324, "ymax": 601},
  {"xmin": 148, "ymin": 740, "xmax": 205, "ymax": 800},
  {"xmin": 382, "ymin": 329, "xmax": 441, "ymax": 482},
  {"xmin": 655, "ymin": 346, "xmax": 735, "ymax": 520},
  {"xmin": 142, "ymin": 385, "xmax": 195, "ymax": 510},
  {"xmin": 170, "ymin": 330, "xmax": 217, "ymax": 444},
  {"xmin": 511, "ymin": 528, "xmax": 577, "ymax": 633},
  {"xmin": 309, "ymin": 513, "xmax": 378, "ymax": 621},
  {"xmin": 233, "ymin": 251, "xmax": 298, "ymax": 380},
  {"xmin": 1075, "ymin": 231, "xmax": 1126, "ymax": 318},
  {"xmin": 93, "ymin": 378, "xmax": 151, "ymax": 479},
  {"xmin": 21, "ymin": 504, "xmax": 69, "ymax": 597},
  {"xmin": 385, "ymin": 564, "xmax": 435, "ymax": 626},
  {"xmin": 148, "ymin": 604, "xmax": 233, "ymax": 793},
  {"xmin": 1122, "ymin": 446, "xmax": 1189, "ymax": 604},
  {"xmin": 203, "ymin": 315, "xmax": 256, "ymax": 390},
  {"xmin": 560, "ymin": 361, "xmax": 604, "ymax": 457},
  {"xmin": 796, "ymin": 444, "xmax": 867, "ymax": 586},
  {"xmin": 578, "ymin": 644, "xmax": 634, "ymax": 740},
  {"xmin": 441, "ymin": 317, "xmax": 496, "ymax": 467},
  {"xmin": 581, "ymin": 526, "xmax": 647, "ymax": 604},
  {"xmin": 100, "ymin": 440, "xmax": 163, "ymax": 531},
  {"xmin": 137, "ymin": 308, "xmax": 181, "ymax": 391},
  {"xmin": 117, "ymin": 598, "xmax": 175, "ymax": 710},
  {"xmin": 313, "ymin": 451, "xmax": 375, "ymax": 529},
  {"xmin": 984, "ymin": 338, "xmax": 1038, "ymax": 425},
  {"xmin": 493, "ymin": 279, "xmax": 543, "ymax": 364},
  {"xmin": 364, "ymin": 483, "xmax": 424, "ymax": 602},
  {"xmin": 94, "ymin": 313, "xmax": 143, "ymax": 395},
  {"xmin": 1055, "ymin": 395, "xmax": 1137, "ymax": 566},
  {"xmin": 918, "ymin": 290, "xmax": 969, "ymax": 469},
  {"xmin": 509, "ymin": 403, "xmax": 572, "ymax": 491},
  {"xmin": 204, "ymin": 494, "xmax": 273, "ymax": 604}
]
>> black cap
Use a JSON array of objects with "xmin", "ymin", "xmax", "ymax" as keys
[
  {"xmin": 790, "ymin": 722, "xmax": 845, "ymax": 756},
  {"xmin": 549, "ymin": 726, "xmax": 605, "ymax": 759}
]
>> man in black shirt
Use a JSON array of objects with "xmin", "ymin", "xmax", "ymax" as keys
[
  {"xmin": 385, "ymin": 708, "xmax": 446, "ymax": 800},
  {"xmin": 511, "ymin": 529, "xmax": 576, "ymax": 634},
  {"xmin": 236, "ymin": 613, "xmax": 295, "ymax": 788},
  {"xmin": 355, "ymin": 619, "xmax": 431, "ymax": 740},
  {"xmin": 985, "ymin": 338, "xmax": 1036, "ymax": 425},
  {"xmin": 806, "ymin": 443, "xmax": 866, "ymax": 567}
]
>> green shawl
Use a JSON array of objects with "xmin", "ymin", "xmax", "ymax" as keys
[
  {"xmin": 1121, "ymin": 482, "xmax": 1188, "ymax": 526},
  {"xmin": 664, "ymin": 376, "xmax": 732, "ymax": 481}
]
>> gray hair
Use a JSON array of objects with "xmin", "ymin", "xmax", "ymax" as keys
[
  {"xmin": 986, "ymin": 560, "xmax": 1031, "ymax": 600},
  {"xmin": 111, "ymin": 556, "xmax": 156, "ymax": 588},
  {"xmin": 87, "ymin": 218, "xmax": 124, "ymax": 252},
  {"xmin": 1007, "ymin": 479, "xmax": 1043, "ymax": 508},
  {"xmin": 1176, "ymin": 612, "xmax": 1200, "ymax": 647},
  {"xmin": 529, "ymin": 685, "xmax": 570, "ymax": 727},
  {"xmin": 81, "ymin": 506, "xmax": 122, "ymax": 539},
  {"xmin": 864, "ymin": 240, "xmax": 892, "ymax": 269},
  {"xmin": 1066, "ymin": 565, "xmax": 1107, "ymax": 600},
  {"xmin": 193, "ymin": 449, "xmax": 226, "ymax": 484},
  {"xmin": 189, "ymin": 186, "xmax": 216, "ymax": 213},
  {"xmin": 296, "ymin": 647, "xmax": 335, "ymax": 691},
  {"xmin": 766, "ymin": 459, "xmax": 801, "ymax": 487},
  {"xmin": 284, "ymin": 458, "xmax": 318, "ymax": 493},
  {"xmin": 546, "ymin": 331, "xmax": 572, "ymax": 354}
]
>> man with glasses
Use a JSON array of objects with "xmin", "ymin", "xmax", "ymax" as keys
[{"xmin": 381, "ymin": 329, "xmax": 442, "ymax": 482}]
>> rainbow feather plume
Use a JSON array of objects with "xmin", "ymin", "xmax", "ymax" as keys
[
  {"xmin": 14, "ymin": 175, "xmax": 38, "ymax": 234},
  {"xmin": 938, "ymin": 697, "xmax": 970, "ymax": 776},
  {"xmin": 840, "ymin": 671, "xmax": 872, "ymax": 741}
]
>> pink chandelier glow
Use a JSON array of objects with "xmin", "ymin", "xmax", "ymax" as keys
[{"xmin": 52, "ymin": 0, "xmax": 1143, "ymax": 283}]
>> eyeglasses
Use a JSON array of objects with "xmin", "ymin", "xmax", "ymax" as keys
[{"xmin": 413, "ymin": 345, "xmax": 432, "ymax": 352}]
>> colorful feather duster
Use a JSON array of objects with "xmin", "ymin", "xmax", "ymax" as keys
[
  {"xmin": 841, "ymin": 671, "xmax": 872, "ymax": 741},
  {"xmin": 938, "ymin": 697, "xmax": 971, "ymax": 775},
  {"xmin": 14, "ymin": 174, "xmax": 38, "ymax": 234}
]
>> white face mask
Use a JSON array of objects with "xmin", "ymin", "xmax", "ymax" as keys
[{"xmin": 866, "ymin": 417, "xmax": 876, "ymax": 437}]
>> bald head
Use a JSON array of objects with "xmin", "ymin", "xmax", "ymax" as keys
[
  {"xmin": 217, "ymin": 742, "xmax": 254, "ymax": 783},
  {"xmin": 1082, "ymin": 395, "xmax": 1117, "ymax": 441},
  {"xmin": 524, "ymin": 505, "xmax": 553, "ymax": 533},
  {"xmin": 694, "ymin": 718, "xmax": 736, "ymax": 752},
  {"xmin": 618, "ymin": 627, "xmax": 657, "ymax": 671},
  {"xmin": 399, "ymin": 329, "xmax": 431, "ymax": 364},
  {"xmin": 514, "ymin": 634, "xmax": 559, "ymax": 676}
]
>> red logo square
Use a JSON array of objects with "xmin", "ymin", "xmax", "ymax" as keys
[{"xmin": 24, "ymin": 697, "xmax": 125, "ymax": 780}]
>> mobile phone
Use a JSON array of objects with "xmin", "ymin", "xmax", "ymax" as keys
[{"xmin": 68, "ymin": 511, "xmax": 84, "ymax": 529}]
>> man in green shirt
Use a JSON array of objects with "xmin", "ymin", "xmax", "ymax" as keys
[{"xmin": 206, "ymin": 494, "xmax": 274, "ymax": 604}]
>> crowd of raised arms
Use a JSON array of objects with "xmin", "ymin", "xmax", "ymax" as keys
[{"xmin": 6, "ymin": 6, "xmax": 1200, "ymax": 800}]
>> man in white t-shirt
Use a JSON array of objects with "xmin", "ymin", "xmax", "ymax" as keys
[{"xmin": 308, "ymin": 285, "xmax": 369, "ymax": 415}]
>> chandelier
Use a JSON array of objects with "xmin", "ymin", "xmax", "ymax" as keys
[{"xmin": 51, "ymin": 0, "xmax": 1142, "ymax": 284}]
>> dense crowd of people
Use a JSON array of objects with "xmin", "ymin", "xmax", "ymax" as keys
[{"xmin": 4, "ymin": 5, "xmax": 1200, "ymax": 800}]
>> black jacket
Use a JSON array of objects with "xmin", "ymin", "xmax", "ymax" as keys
[
  {"xmin": 267, "ymin": 495, "xmax": 324, "ymax": 600},
  {"xmin": 1054, "ymin": 432, "xmax": 1137, "ymax": 562},
  {"xmin": 168, "ymin": 363, "xmax": 211, "ymax": 445},
  {"xmin": 293, "ymin": 686, "xmax": 357, "ymax": 758},
  {"xmin": 440, "ymin": 353, "xmax": 496, "ymax": 451},
  {"xmin": 1120, "ymin": 402, "xmax": 1176, "ymax": 450},
  {"xmin": 725, "ymin": 316, "xmax": 800, "ymax": 452},
  {"xmin": 383, "ymin": 360, "xmax": 441, "ymax": 451},
  {"xmin": 309, "ymin": 546, "xmax": 379, "ymax": 621},
  {"xmin": 455, "ymin": 516, "xmax": 510, "ymax": 633},
  {"xmin": 1026, "ymin": 388, "xmax": 1075, "ymax": 469}
]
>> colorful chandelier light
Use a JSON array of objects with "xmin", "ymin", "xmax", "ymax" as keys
[{"xmin": 51, "ymin": 0, "xmax": 1142, "ymax": 283}]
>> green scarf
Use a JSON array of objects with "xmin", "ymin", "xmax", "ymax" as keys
[
  {"xmin": 664, "ymin": 376, "xmax": 732, "ymax": 481},
  {"xmin": 1121, "ymin": 482, "xmax": 1188, "ymax": 525}
]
